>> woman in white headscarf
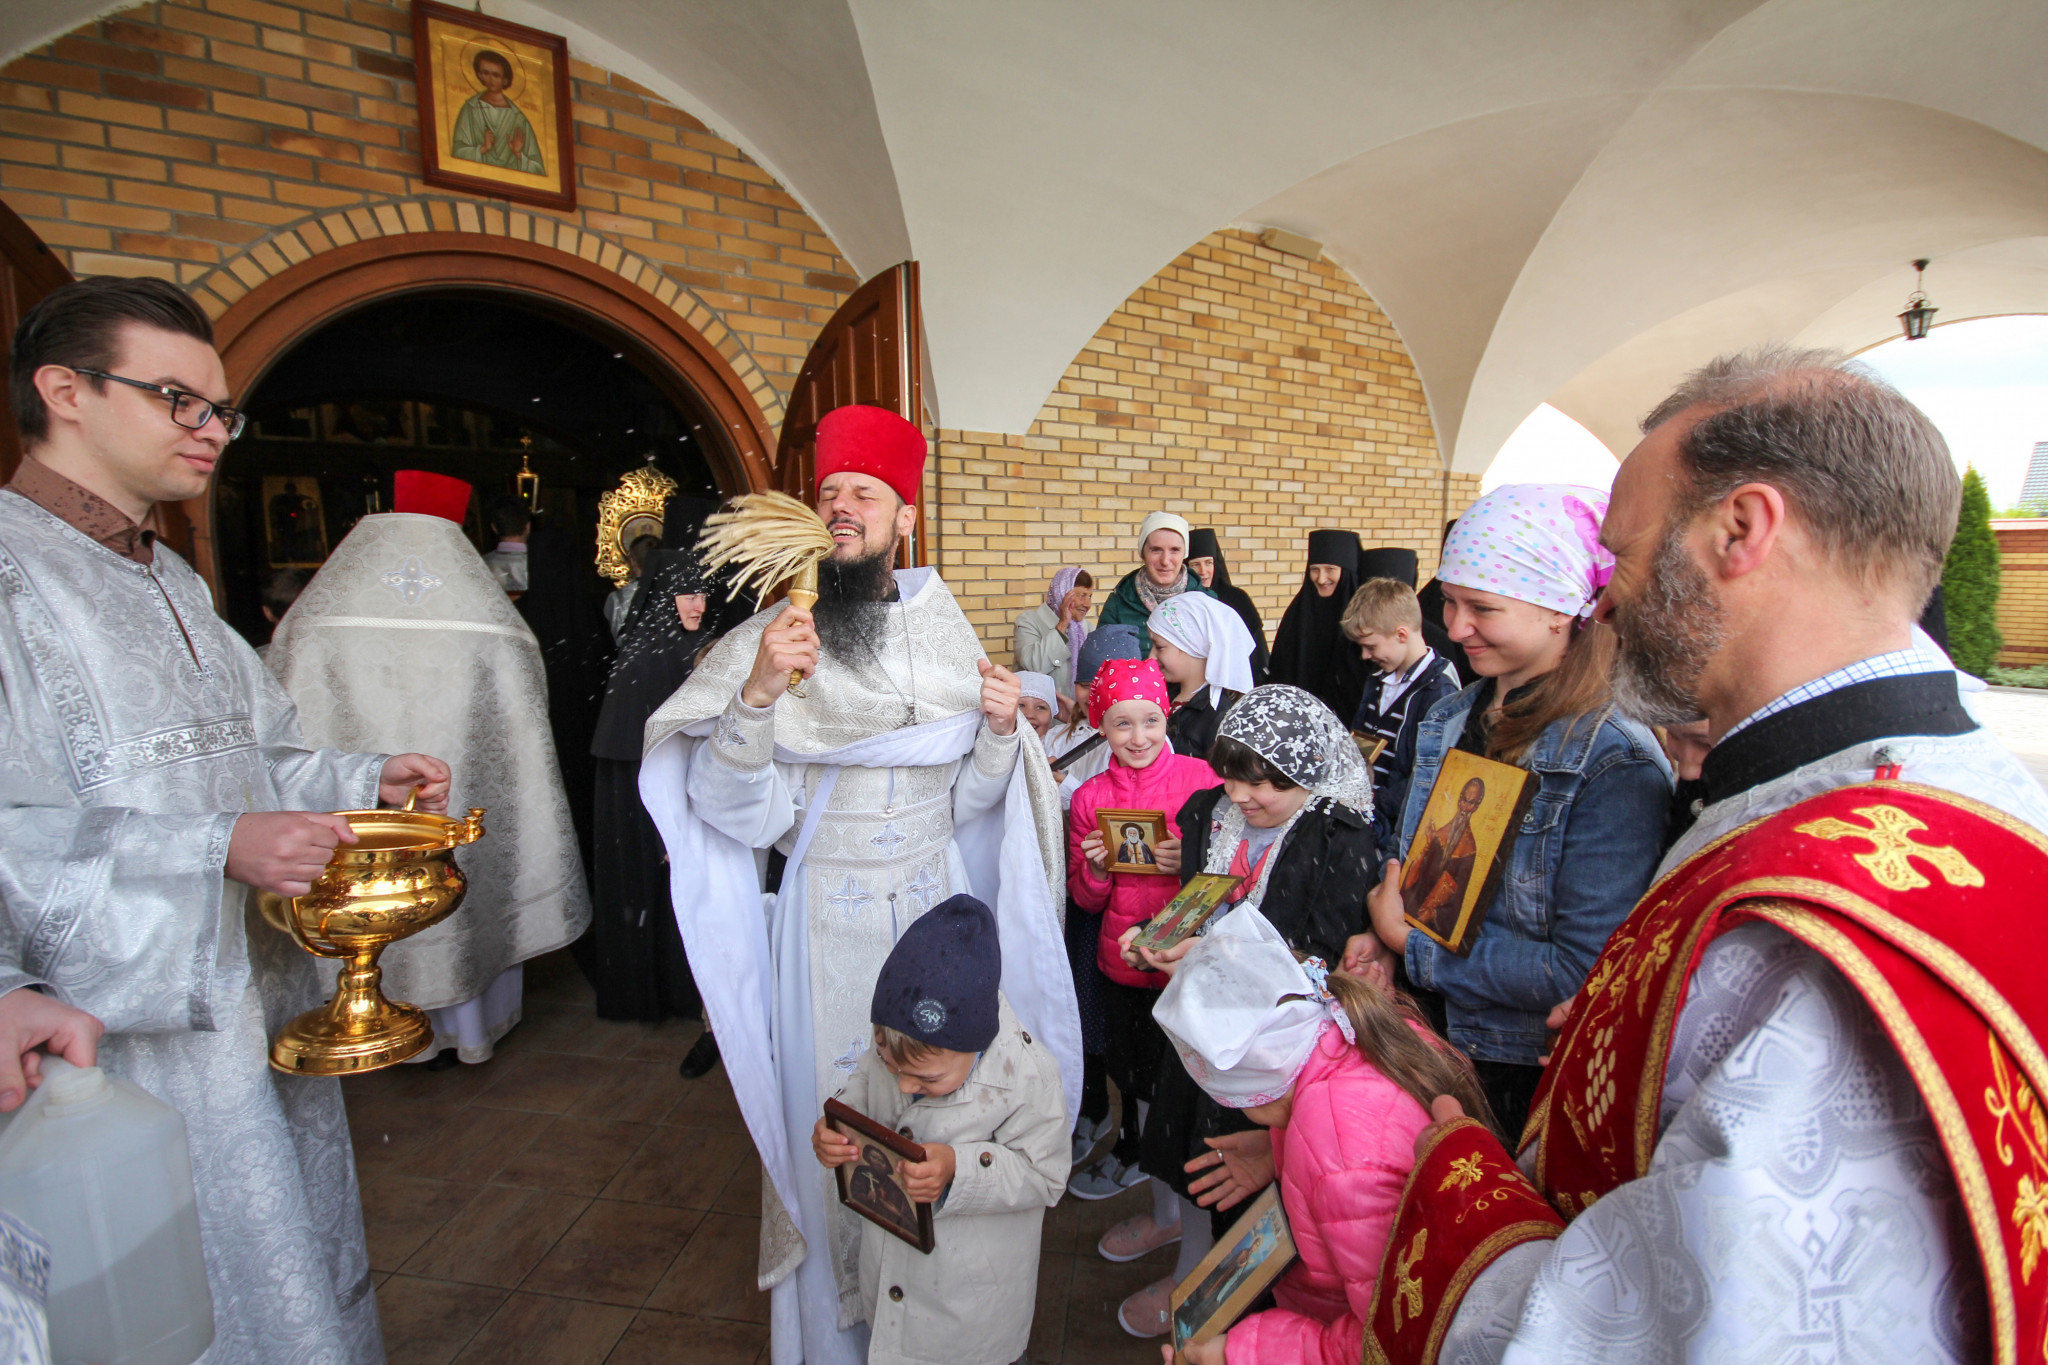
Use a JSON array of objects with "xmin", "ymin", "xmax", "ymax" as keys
[
  {"xmin": 1097, "ymin": 511, "xmax": 1217, "ymax": 655},
  {"xmin": 1147, "ymin": 591, "xmax": 1257, "ymax": 761}
]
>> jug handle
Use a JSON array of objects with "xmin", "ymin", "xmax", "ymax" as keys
[
  {"xmin": 402, "ymin": 786, "xmax": 420, "ymax": 812},
  {"xmin": 278, "ymin": 896, "xmax": 348, "ymax": 959}
]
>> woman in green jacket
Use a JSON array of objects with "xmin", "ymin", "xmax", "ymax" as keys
[{"xmin": 1097, "ymin": 510, "xmax": 1217, "ymax": 656}]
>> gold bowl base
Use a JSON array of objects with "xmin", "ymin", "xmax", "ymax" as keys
[{"xmin": 269, "ymin": 998, "xmax": 434, "ymax": 1076}]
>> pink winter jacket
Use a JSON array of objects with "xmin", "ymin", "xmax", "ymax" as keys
[
  {"xmin": 1225, "ymin": 1023, "xmax": 1430, "ymax": 1365},
  {"xmin": 1066, "ymin": 749, "xmax": 1219, "ymax": 988}
]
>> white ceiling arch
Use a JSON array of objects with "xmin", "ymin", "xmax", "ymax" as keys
[{"xmin": 9, "ymin": 0, "xmax": 2046, "ymax": 474}]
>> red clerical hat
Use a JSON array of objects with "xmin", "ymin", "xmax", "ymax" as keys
[
  {"xmin": 394, "ymin": 470, "xmax": 473, "ymax": 525},
  {"xmin": 814, "ymin": 405, "xmax": 925, "ymax": 507}
]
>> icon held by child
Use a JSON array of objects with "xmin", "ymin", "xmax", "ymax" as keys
[{"xmin": 811, "ymin": 894, "xmax": 1071, "ymax": 1365}]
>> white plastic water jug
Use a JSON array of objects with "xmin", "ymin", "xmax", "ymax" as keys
[{"xmin": 0, "ymin": 1058, "xmax": 214, "ymax": 1365}]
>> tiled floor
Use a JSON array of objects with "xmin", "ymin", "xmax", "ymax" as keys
[{"xmin": 346, "ymin": 950, "xmax": 1172, "ymax": 1364}]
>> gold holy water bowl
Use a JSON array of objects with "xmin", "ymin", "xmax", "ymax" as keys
[{"xmin": 258, "ymin": 794, "xmax": 486, "ymax": 1076}]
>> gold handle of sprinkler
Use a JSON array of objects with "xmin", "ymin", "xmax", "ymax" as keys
[{"xmin": 786, "ymin": 560, "xmax": 820, "ymax": 698}]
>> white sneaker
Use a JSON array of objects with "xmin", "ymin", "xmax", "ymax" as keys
[{"xmin": 1068, "ymin": 1154, "xmax": 1147, "ymax": 1201}]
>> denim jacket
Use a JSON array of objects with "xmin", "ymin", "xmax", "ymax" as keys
[{"xmin": 1398, "ymin": 683, "xmax": 1672, "ymax": 1065}]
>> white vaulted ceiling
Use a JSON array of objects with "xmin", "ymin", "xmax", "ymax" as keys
[{"xmin": 9, "ymin": 0, "xmax": 2047, "ymax": 472}]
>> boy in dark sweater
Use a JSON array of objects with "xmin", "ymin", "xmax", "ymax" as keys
[{"xmin": 1342, "ymin": 578, "xmax": 1460, "ymax": 844}]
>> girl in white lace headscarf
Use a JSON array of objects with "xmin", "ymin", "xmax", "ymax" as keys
[{"xmin": 1197, "ymin": 684, "xmax": 1372, "ymax": 915}]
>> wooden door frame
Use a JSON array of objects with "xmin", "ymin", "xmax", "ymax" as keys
[
  {"xmin": 192, "ymin": 231, "xmax": 776, "ymax": 595},
  {"xmin": 0, "ymin": 198, "xmax": 75, "ymax": 485},
  {"xmin": 772, "ymin": 261, "xmax": 926, "ymax": 565}
]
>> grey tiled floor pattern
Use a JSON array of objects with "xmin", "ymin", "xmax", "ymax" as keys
[{"xmin": 346, "ymin": 950, "xmax": 1169, "ymax": 1364}]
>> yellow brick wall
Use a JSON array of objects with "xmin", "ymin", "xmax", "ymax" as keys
[
  {"xmin": 1994, "ymin": 521, "xmax": 2048, "ymax": 666},
  {"xmin": 928, "ymin": 229, "xmax": 1479, "ymax": 656},
  {"xmin": 0, "ymin": 0, "xmax": 856, "ymax": 423}
]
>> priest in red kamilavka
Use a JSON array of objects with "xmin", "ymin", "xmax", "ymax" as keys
[
  {"xmin": 639, "ymin": 406, "xmax": 1077, "ymax": 1365},
  {"xmin": 1361, "ymin": 346, "xmax": 2048, "ymax": 1364}
]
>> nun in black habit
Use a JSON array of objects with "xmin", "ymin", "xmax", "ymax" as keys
[
  {"xmin": 582, "ymin": 547, "xmax": 714, "ymax": 1021},
  {"xmin": 1269, "ymin": 528, "xmax": 1370, "ymax": 721},
  {"xmin": 1186, "ymin": 527, "xmax": 1269, "ymax": 683}
]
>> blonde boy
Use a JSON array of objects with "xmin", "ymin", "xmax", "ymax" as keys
[
  {"xmin": 810, "ymin": 894, "xmax": 1069, "ymax": 1365},
  {"xmin": 1341, "ymin": 578, "xmax": 1461, "ymax": 817}
]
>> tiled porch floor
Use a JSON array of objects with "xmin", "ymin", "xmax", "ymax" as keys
[{"xmin": 345, "ymin": 950, "xmax": 1171, "ymax": 1364}]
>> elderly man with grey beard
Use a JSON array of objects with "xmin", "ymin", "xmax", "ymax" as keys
[
  {"xmin": 1358, "ymin": 346, "xmax": 2048, "ymax": 1365},
  {"xmin": 638, "ymin": 405, "xmax": 1077, "ymax": 1365}
]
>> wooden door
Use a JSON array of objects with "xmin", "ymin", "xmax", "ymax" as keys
[
  {"xmin": 0, "ymin": 201, "xmax": 73, "ymax": 483},
  {"xmin": 775, "ymin": 261, "xmax": 927, "ymax": 563}
]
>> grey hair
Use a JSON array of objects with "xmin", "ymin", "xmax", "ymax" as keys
[{"xmin": 1640, "ymin": 344, "xmax": 1959, "ymax": 600}]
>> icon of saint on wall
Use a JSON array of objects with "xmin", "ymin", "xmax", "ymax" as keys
[{"xmin": 450, "ymin": 48, "xmax": 545, "ymax": 175}]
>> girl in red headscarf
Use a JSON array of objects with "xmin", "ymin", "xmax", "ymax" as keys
[{"xmin": 1064, "ymin": 660, "xmax": 1219, "ymax": 1215}]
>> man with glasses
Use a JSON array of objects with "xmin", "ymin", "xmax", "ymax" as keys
[{"xmin": 0, "ymin": 276, "xmax": 451, "ymax": 1363}]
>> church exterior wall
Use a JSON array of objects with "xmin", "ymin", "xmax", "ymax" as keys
[
  {"xmin": 1, "ymin": 4, "xmax": 1476, "ymax": 655},
  {"xmin": 930, "ymin": 228, "xmax": 1480, "ymax": 653},
  {"xmin": 0, "ymin": 0, "xmax": 856, "ymax": 429}
]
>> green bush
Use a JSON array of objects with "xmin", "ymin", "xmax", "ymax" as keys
[
  {"xmin": 1989, "ymin": 665, "xmax": 2048, "ymax": 689},
  {"xmin": 1943, "ymin": 467, "xmax": 2003, "ymax": 677}
]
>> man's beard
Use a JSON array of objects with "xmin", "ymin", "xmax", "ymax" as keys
[
  {"xmin": 1610, "ymin": 517, "xmax": 1725, "ymax": 727},
  {"xmin": 812, "ymin": 538, "xmax": 897, "ymax": 663}
]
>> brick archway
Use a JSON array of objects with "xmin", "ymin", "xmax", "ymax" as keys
[{"xmin": 184, "ymin": 203, "xmax": 781, "ymax": 592}]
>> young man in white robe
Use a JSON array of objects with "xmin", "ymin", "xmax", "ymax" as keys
[
  {"xmin": 267, "ymin": 470, "xmax": 592, "ymax": 1066},
  {"xmin": 1342, "ymin": 347, "xmax": 2048, "ymax": 1365},
  {"xmin": 641, "ymin": 404, "xmax": 1078, "ymax": 1365},
  {"xmin": 0, "ymin": 276, "xmax": 451, "ymax": 1364}
]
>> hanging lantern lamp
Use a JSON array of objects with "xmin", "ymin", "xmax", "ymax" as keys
[{"xmin": 1899, "ymin": 259, "xmax": 1937, "ymax": 341}]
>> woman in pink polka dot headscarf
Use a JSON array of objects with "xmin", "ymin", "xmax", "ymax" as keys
[{"xmin": 1359, "ymin": 483, "xmax": 1673, "ymax": 1139}]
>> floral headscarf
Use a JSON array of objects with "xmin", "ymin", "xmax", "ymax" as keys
[
  {"xmin": 1045, "ymin": 565, "xmax": 1090, "ymax": 663},
  {"xmin": 1217, "ymin": 684, "xmax": 1371, "ymax": 814},
  {"xmin": 1199, "ymin": 685, "xmax": 1373, "ymax": 912},
  {"xmin": 1438, "ymin": 483, "xmax": 1614, "ymax": 619}
]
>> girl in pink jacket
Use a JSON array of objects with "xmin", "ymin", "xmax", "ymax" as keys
[
  {"xmin": 1066, "ymin": 659, "xmax": 1219, "ymax": 1208},
  {"xmin": 1152, "ymin": 916, "xmax": 1492, "ymax": 1365}
]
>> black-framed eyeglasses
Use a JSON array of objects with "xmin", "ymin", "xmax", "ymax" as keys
[{"xmin": 72, "ymin": 368, "xmax": 247, "ymax": 440}]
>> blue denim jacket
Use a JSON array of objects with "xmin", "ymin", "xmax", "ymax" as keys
[{"xmin": 1398, "ymin": 683, "xmax": 1672, "ymax": 1064}]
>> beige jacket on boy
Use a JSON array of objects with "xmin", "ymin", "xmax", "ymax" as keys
[{"xmin": 832, "ymin": 994, "xmax": 1071, "ymax": 1365}]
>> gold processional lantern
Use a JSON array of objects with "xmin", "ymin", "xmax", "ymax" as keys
[
  {"xmin": 260, "ymin": 790, "xmax": 486, "ymax": 1075},
  {"xmin": 596, "ymin": 459, "xmax": 678, "ymax": 585},
  {"xmin": 698, "ymin": 492, "xmax": 834, "ymax": 697}
]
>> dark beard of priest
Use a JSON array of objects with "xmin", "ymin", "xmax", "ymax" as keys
[
  {"xmin": 814, "ymin": 537, "xmax": 897, "ymax": 664},
  {"xmin": 1608, "ymin": 514, "xmax": 1727, "ymax": 727}
]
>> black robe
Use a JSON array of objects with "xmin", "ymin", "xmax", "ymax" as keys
[
  {"xmin": 1165, "ymin": 686, "xmax": 1240, "ymax": 763},
  {"xmin": 1189, "ymin": 528, "xmax": 1269, "ymax": 683},
  {"xmin": 513, "ymin": 520, "xmax": 611, "ymax": 876},
  {"xmin": 581, "ymin": 549, "xmax": 712, "ymax": 1020},
  {"xmin": 1269, "ymin": 528, "xmax": 1370, "ymax": 721}
]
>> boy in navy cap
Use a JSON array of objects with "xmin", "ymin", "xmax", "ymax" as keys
[{"xmin": 811, "ymin": 894, "xmax": 1070, "ymax": 1365}]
